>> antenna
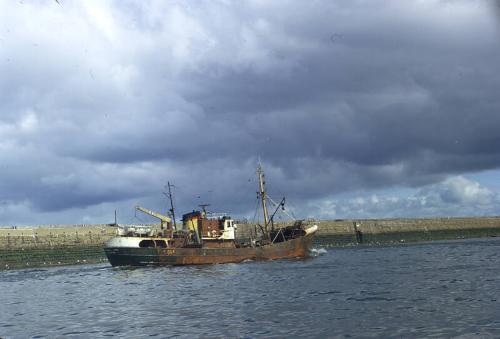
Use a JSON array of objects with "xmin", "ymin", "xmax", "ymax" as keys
[{"xmin": 199, "ymin": 204, "xmax": 210, "ymax": 217}]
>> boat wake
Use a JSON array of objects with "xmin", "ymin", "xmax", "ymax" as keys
[{"xmin": 309, "ymin": 248, "xmax": 328, "ymax": 256}]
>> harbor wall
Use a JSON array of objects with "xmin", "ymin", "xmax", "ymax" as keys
[
  {"xmin": 0, "ymin": 225, "xmax": 117, "ymax": 270},
  {"xmin": 2, "ymin": 216, "xmax": 500, "ymax": 270},
  {"xmin": 314, "ymin": 216, "xmax": 500, "ymax": 234},
  {"xmin": 312, "ymin": 217, "xmax": 500, "ymax": 247}
]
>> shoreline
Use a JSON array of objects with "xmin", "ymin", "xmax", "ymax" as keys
[{"xmin": 2, "ymin": 216, "xmax": 500, "ymax": 270}]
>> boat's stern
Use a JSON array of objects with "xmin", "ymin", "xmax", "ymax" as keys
[
  {"xmin": 105, "ymin": 236, "xmax": 143, "ymax": 249},
  {"xmin": 104, "ymin": 236, "xmax": 156, "ymax": 267}
]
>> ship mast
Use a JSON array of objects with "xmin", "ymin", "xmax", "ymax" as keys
[
  {"xmin": 166, "ymin": 181, "xmax": 177, "ymax": 230},
  {"xmin": 257, "ymin": 163, "xmax": 270, "ymax": 236}
]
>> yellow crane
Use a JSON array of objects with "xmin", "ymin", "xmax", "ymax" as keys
[{"xmin": 135, "ymin": 206, "xmax": 172, "ymax": 231}]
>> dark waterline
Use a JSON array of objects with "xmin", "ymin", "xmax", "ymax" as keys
[{"xmin": 1, "ymin": 237, "xmax": 500, "ymax": 338}]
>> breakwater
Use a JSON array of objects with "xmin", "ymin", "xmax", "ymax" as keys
[
  {"xmin": 313, "ymin": 216, "xmax": 500, "ymax": 247},
  {"xmin": 2, "ymin": 216, "xmax": 500, "ymax": 270},
  {"xmin": 0, "ymin": 225, "xmax": 116, "ymax": 270}
]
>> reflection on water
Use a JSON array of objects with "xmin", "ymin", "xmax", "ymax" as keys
[{"xmin": 1, "ymin": 237, "xmax": 500, "ymax": 338}]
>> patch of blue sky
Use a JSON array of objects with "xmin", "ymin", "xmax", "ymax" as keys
[{"xmin": 463, "ymin": 169, "xmax": 500, "ymax": 192}]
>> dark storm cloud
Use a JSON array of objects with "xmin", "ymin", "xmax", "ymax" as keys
[{"xmin": 1, "ymin": 0, "xmax": 500, "ymax": 224}]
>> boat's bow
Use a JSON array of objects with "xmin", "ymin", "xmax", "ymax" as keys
[{"xmin": 304, "ymin": 224, "xmax": 318, "ymax": 236}]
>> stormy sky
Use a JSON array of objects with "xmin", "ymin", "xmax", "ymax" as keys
[{"xmin": 1, "ymin": 0, "xmax": 500, "ymax": 226}]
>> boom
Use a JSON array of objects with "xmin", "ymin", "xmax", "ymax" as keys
[{"xmin": 135, "ymin": 205, "xmax": 172, "ymax": 230}]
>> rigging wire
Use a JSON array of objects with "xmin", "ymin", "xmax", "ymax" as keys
[
  {"xmin": 285, "ymin": 201, "xmax": 299, "ymax": 220},
  {"xmin": 133, "ymin": 209, "xmax": 147, "ymax": 224},
  {"xmin": 267, "ymin": 195, "xmax": 295, "ymax": 220},
  {"xmin": 252, "ymin": 195, "xmax": 260, "ymax": 224}
]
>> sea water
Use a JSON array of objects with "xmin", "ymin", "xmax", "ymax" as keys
[{"xmin": 1, "ymin": 237, "xmax": 500, "ymax": 338}]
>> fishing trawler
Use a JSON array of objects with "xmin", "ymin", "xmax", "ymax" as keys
[{"xmin": 104, "ymin": 164, "xmax": 318, "ymax": 266}]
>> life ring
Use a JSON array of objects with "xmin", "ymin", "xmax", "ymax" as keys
[{"xmin": 211, "ymin": 230, "xmax": 218, "ymax": 238}]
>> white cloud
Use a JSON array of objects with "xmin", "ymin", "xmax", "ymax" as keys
[
  {"xmin": 0, "ymin": 110, "xmax": 38, "ymax": 139},
  {"xmin": 19, "ymin": 110, "xmax": 38, "ymax": 132},
  {"xmin": 436, "ymin": 176, "xmax": 495, "ymax": 205},
  {"xmin": 310, "ymin": 176, "xmax": 499, "ymax": 219}
]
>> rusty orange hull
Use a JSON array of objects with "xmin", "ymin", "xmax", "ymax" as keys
[{"xmin": 104, "ymin": 234, "xmax": 315, "ymax": 266}]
